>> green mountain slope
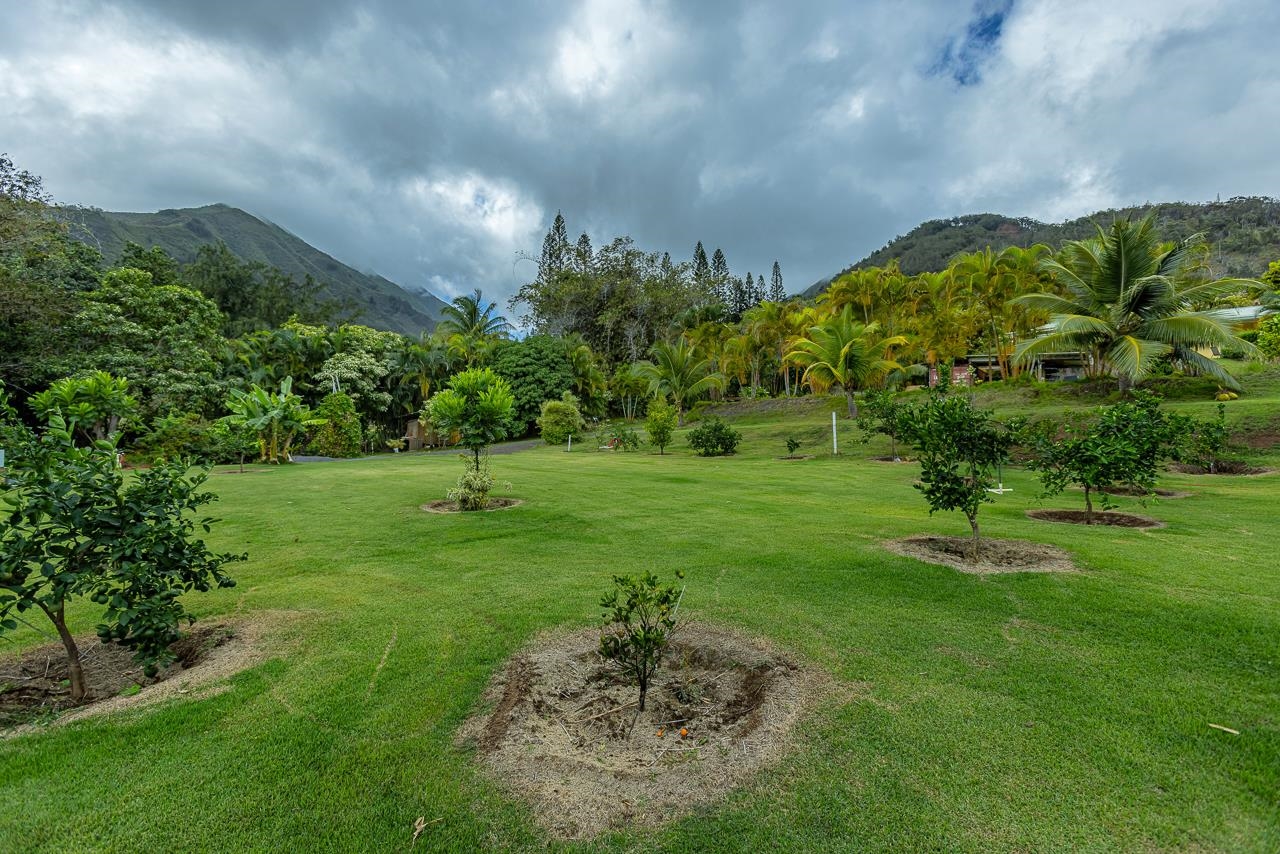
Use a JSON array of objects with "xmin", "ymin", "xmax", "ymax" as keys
[
  {"xmin": 70, "ymin": 203, "xmax": 446, "ymax": 336},
  {"xmin": 806, "ymin": 196, "xmax": 1280, "ymax": 296}
]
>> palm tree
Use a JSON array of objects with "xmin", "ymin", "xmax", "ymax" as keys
[
  {"xmin": 436, "ymin": 288, "xmax": 513, "ymax": 339},
  {"xmin": 1013, "ymin": 216, "xmax": 1260, "ymax": 391},
  {"xmin": 636, "ymin": 338, "xmax": 724, "ymax": 425},
  {"xmin": 436, "ymin": 289, "xmax": 513, "ymax": 366},
  {"xmin": 787, "ymin": 307, "xmax": 907, "ymax": 418},
  {"xmin": 954, "ymin": 244, "xmax": 1050, "ymax": 378}
]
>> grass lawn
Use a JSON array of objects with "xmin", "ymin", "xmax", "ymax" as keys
[{"xmin": 2, "ymin": 395, "xmax": 1278, "ymax": 851}]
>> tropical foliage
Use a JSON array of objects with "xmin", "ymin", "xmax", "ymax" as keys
[{"xmin": 1013, "ymin": 216, "xmax": 1260, "ymax": 390}]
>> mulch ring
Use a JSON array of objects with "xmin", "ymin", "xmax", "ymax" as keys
[
  {"xmin": 884, "ymin": 535, "xmax": 1077, "ymax": 575},
  {"xmin": 457, "ymin": 622, "xmax": 826, "ymax": 841},
  {"xmin": 1098, "ymin": 486, "xmax": 1191, "ymax": 499},
  {"xmin": 777, "ymin": 455, "xmax": 814, "ymax": 461},
  {"xmin": 1, "ymin": 624, "xmax": 240, "ymax": 729},
  {"xmin": 421, "ymin": 497, "xmax": 523, "ymax": 514},
  {"xmin": 1169, "ymin": 462, "xmax": 1272, "ymax": 476},
  {"xmin": 1026, "ymin": 509, "xmax": 1164, "ymax": 529}
]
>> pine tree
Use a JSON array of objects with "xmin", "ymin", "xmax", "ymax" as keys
[
  {"xmin": 538, "ymin": 212, "xmax": 570, "ymax": 284},
  {"xmin": 574, "ymin": 233, "xmax": 594, "ymax": 274},
  {"xmin": 769, "ymin": 261, "xmax": 784, "ymax": 301},
  {"xmin": 711, "ymin": 248, "xmax": 730, "ymax": 306},
  {"xmin": 693, "ymin": 241, "xmax": 710, "ymax": 284}
]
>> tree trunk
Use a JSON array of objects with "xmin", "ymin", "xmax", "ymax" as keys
[
  {"xmin": 845, "ymin": 390, "xmax": 857, "ymax": 419},
  {"xmin": 1084, "ymin": 485, "xmax": 1094, "ymax": 524},
  {"xmin": 473, "ymin": 447, "xmax": 481, "ymax": 472},
  {"xmin": 967, "ymin": 514, "xmax": 981, "ymax": 563},
  {"xmin": 1118, "ymin": 374, "xmax": 1133, "ymax": 394},
  {"xmin": 41, "ymin": 601, "xmax": 86, "ymax": 703}
]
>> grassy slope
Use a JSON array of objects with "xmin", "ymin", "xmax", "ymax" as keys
[
  {"xmin": 1, "ymin": 388, "xmax": 1277, "ymax": 852},
  {"xmin": 69, "ymin": 204, "xmax": 446, "ymax": 336}
]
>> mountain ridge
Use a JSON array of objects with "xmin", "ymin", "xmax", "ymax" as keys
[
  {"xmin": 69, "ymin": 202, "xmax": 448, "ymax": 336},
  {"xmin": 805, "ymin": 196, "xmax": 1280, "ymax": 297}
]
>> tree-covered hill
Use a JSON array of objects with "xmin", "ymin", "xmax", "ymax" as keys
[
  {"xmin": 69, "ymin": 203, "xmax": 447, "ymax": 336},
  {"xmin": 806, "ymin": 196, "xmax": 1280, "ymax": 296}
]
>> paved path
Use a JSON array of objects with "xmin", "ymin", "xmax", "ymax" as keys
[{"xmin": 291, "ymin": 439, "xmax": 542, "ymax": 463}]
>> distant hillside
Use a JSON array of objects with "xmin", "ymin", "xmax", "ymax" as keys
[
  {"xmin": 806, "ymin": 196, "xmax": 1280, "ymax": 297},
  {"xmin": 69, "ymin": 203, "xmax": 447, "ymax": 336}
]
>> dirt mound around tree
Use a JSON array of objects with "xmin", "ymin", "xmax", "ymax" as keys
[
  {"xmin": 420, "ymin": 497, "xmax": 523, "ymax": 513},
  {"xmin": 885, "ymin": 535, "xmax": 1077, "ymax": 575},
  {"xmin": 1, "ymin": 620, "xmax": 268, "ymax": 732},
  {"xmin": 1027, "ymin": 509, "xmax": 1164, "ymax": 529},
  {"xmin": 1098, "ymin": 485, "xmax": 1191, "ymax": 499},
  {"xmin": 1169, "ymin": 462, "xmax": 1271, "ymax": 476},
  {"xmin": 457, "ymin": 622, "xmax": 826, "ymax": 840}
]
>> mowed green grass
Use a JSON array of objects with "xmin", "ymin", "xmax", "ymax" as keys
[{"xmin": 2, "ymin": 406, "xmax": 1278, "ymax": 852}]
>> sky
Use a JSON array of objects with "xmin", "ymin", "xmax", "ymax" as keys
[{"xmin": 4, "ymin": 0, "xmax": 1280, "ymax": 308}]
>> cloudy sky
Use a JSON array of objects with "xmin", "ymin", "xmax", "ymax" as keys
[{"xmin": 4, "ymin": 0, "xmax": 1279, "ymax": 306}]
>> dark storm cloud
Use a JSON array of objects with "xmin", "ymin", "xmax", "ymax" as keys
[{"xmin": 3, "ymin": 0, "xmax": 1280, "ymax": 312}]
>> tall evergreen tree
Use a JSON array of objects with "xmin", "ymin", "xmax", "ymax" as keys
[
  {"xmin": 538, "ymin": 212, "xmax": 570, "ymax": 284},
  {"xmin": 711, "ymin": 248, "xmax": 730, "ymax": 306},
  {"xmin": 769, "ymin": 261, "xmax": 785, "ymax": 301},
  {"xmin": 693, "ymin": 242, "xmax": 710, "ymax": 284},
  {"xmin": 574, "ymin": 233, "xmax": 594, "ymax": 274}
]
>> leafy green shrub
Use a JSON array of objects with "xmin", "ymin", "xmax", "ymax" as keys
[
  {"xmin": 31, "ymin": 372, "xmax": 138, "ymax": 443},
  {"xmin": 688, "ymin": 417, "xmax": 741, "ymax": 456},
  {"xmin": 0, "ymin": 418, "xmax": 243, "ymax": 701},
  {"xmin": 599, "ymin": 570, "xmax": 684, "ymax": 713},
  {"xmin": 133, "ymin": 412, "xmax": 218, "ymax": 464},
  {"xmin": 596, "ymin": 421, "xmax": 641, "ymax": 451},
  {"xmin": 1182, "ymin": 403, "xmax": 1234, "ymax": 473},
  {"xmin": 447, "ymin": 458, "xmax": 503, "ymax": 511},
  {"xmin": 537, "ymin": 392, "xmax": 585, "ymax": 446},
  {"xmin": 310, "ymin": 392, "xmax": 362, "ymax": 458},
  {"xmin": 786, "ymin": 437, "xmax": 802, "ymax": 455},
  {"xmin": 857, "ymin": 388, "xmax": 909, "ymax": 460},
  {"xmin": 1257, "ymin": 316, "xmax": 1280, "ymax": 361},
  {"xmin": 645, "ymin": 399, "xmax": 677, "ymax": 454},
  {"xmin": 900, "ymin": 391, "xmax": 1018, "ymax": 560},
  {"xmin": 1023, "ymin": 392, "xmax": 1184, "ymax": 521},
  {"xmin": 209, "ymin": 416, "xmax": 258, "ymax": 471}
]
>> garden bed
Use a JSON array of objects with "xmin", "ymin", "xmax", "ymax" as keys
[
  {"xmin": 1, "ymin": 624, "xmax": 246, "ymax": 729},
  {"xmin": 885, "ymin": 536, "xmax": 1077, "ymax": 575},
  {"xmin": 1026, "ymin": 509, "xmax": 1164, "ymax": 528},
  {"xmin": 458, "ymin": 622, "xmax": 823, "ymax": 840},
  {"xmin": 421, "ymin": 497, "xmax": 523, "ymax": 513}
]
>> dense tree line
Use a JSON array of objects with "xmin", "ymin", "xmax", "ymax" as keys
[{"xmin": 2, "ymin": 153, "xmax": 1273, "ymax": 471}]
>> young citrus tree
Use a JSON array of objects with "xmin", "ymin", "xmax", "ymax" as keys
[
  {"xmin": 900, "ymin": 391, "xmax": 1018, "ymax": 561},
  {"xmin": 857, "ymin": 388, "xmax": 909, "ymax": 461},
  {"xmin": 1024, "ymin": 392, "xmax": 1185, "ymax": 522},
  {"xmin": 0, "ymin": 418, "xmax": 243, "ymax": 701},
  {"xmin": 599, "ymin": 570, "xmax": 684, "ymax": 714},
  {"xmin": 644, "ymin": 398, "xmax": 677, "ymax": 454}
]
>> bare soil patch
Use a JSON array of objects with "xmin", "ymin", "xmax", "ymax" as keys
[
  {"xmin": 868, "ymin": 456, "xmax": 914, "ymax": 463},
  {"xmin": 884, "ymin": 535, "xmax": 1077, "ymax": 575},
  {"xmin": 1170, "ymin": 462, "xmax": 1271, "ymax": 476},
  {"xmin": 1, "ymin": 622, "xmax": 262, "ymax": 731},
  {"xmin": 457, "ymin": 622, "xmax": 824, "ymax": 840},
  {"xmin": 778, "ymin": 454, "xmax": 814, "ymax": 461},
  {"xmin": 1026, "ymin": 509, "xmax": 1164, "ymax": 529},
  {"xmin": 421, "ymin": 497, "xmax": 523, "ymax": 513}
]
